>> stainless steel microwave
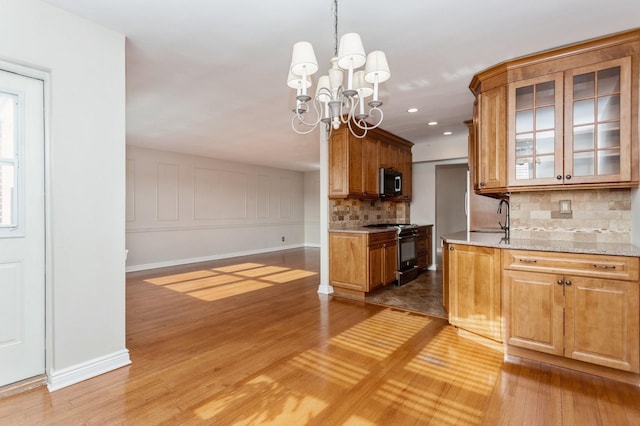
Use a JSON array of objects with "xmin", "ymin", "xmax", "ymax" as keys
[{"xmin": 379, "ymin": 168, "xmax": 402, "ymax": 197}]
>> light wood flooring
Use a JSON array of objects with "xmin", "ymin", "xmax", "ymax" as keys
[{"xmin": 1, "ymin": 247, "xmax": 639, "ymax": 425}]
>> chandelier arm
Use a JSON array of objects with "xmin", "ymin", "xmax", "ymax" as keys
[
  {"xmin": 353, "ymin": 107, "xmax": 384, "ymax": 131},
  {"xmin": 294, "ymin": 98, "xmax": 323, "ymax": 127},
  {"xmin": 347, "ymin": 117, "xmax": 367, "ymax": 138},
  {"xmin": 291, "ymin": 115, "xmax": 319, "ymax": 135}
]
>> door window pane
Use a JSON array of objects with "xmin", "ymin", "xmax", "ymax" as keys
[
  {"xmin": 536, "ymin": 155, "xmax": 555, "ymax": 179},
  {"xmin": 597, "ymin": 67, "xmax": 621, "ymax": 95},
  {"xmin": 515, "ymin": 134, "xmax": 533, "ymax": 156},
  {"xmin": 597, "ymin": 95, "xmax": 620, "ymax": 121},
  {"xmin": 0, "ymin": 92, "xmax": 17, "ymax": 228},
  {"xmin": 515, "ymin": 158, "xmax": 533, "ymax": 180},
  {"xmin": 597, "ymin": 122, "xmax": 620, "ymax": 149},
  {"xmin": 573, "ymin": 72, "xmax": 595, "ymax": 99},
  {"xmin": 573, "ymin": 99, "xmax": 594, "ymax": 125},
  {"xmin": 535, "ymin": 81, "xmax": 555, "ymax": 106},
  {"xmin": 0, "ymin": 94, "xmax": 16, "ymax": 159},
  {"xmin": 515, "ymin": 85, "xmax": 534, "ymax": 110},
  {"xmin": 574, "ymin": 125, "xmax": 594, "ymax": 151},
  {"xmin": 516, "ymin": 110, "xmax": 533, "ymax": 133},
  {"xmin": 573, "ymin": 152, "xmax": 595, "ymax": 176},
  {"xmin": 597, "ymin": 150, "xmax": 620, "ymax": 175},
  {"xmin": 535, "ymin": 106, "xmax": 554, "ymax": 129},
  {"xmin": 535, "ymin": 130, "xmax": 555, "ymax": 154}
]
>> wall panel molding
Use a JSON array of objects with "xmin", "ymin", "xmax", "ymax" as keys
[{"xmin": 156, "ymin": 163, "xmax": 179, "ymax": 221}]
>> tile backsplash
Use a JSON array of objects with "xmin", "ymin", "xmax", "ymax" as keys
[
  {"xmin": 510, "ymin": 188, "xmax": 632, "ymax": 244},
  {"xmin": 330, "ymin": 199, "xmax": 410, "ymax": 225}
]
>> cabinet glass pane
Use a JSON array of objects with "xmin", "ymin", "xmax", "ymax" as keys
[
  {"xmin": 535, "ymin": 106, "xmax": 554, "ymax": 129},
  {"xmin": 597, "ymin": 95, "xmax": 620, "ymax": 121},
  {"xmin": 516, "ymin": 110, "xmax": 533, "ymax": 133},
  {"xmin": 573, "ymin": 152, "xmax": 595, "ymax": 176},
  {"xmin": 597, "ymin": 67, "xmax": 621, "ymax": 95},
  {"xmin": 515, "ymin": 158, "xmax": 533, "ymax": 180},
  {"xmin": 573, "ymin": 99, "xmax": 594, "ymax": 125},
  {"xmin": 573, "ymin": 72, "xmax": 595, "ymax": 99},
  {"xmin": 0, "ymin": 93, "xmax": 16, "ymax": 159},
  {"xmin": 0, "ymin": 164, "xmax": 15, "ymax": 226},
  {"xmin": 597, "ymin": 150, "xmax": 620, "ymax": 175},
  {"xmin": 536, "ymin": 130, "xmax": 555, "ymax": 154},
  {"xmin": 515, "ymin": 134, "xmax": 533, "ymax": 156},
  {"xmin": 536, "ymin": 155, "xmax": 555, "ymax": 179},
  {"xmin": 535, "ymin": 81, "xmax": 555, "ymax": 106},
  {"xmin": 515, "ymin": 85, "xmax": 534, "ymax": 110},
  {"xmin": 597, "ymin": 122, "xmax": 620, "ymax": 149},
  {"xmin": 573, "ymin": 125, "xmax": 594, "ymax": 151}
]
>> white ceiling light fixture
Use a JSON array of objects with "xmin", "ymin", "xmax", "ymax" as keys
[{"xmin": 287, "ymin": 0, "xmax": 391, "ymax": 138}]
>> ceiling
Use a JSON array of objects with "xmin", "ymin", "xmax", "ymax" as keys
[{"xmin": 42, "ymin": 0, "xmax": 640, "ymax": 172}]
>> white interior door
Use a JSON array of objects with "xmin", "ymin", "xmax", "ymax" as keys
[{"xmin": 0, "ymin": 69, "xmax": 45, "ymax": 387}]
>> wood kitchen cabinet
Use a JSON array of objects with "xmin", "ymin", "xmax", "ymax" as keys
[
  {"xmin": 329, "ymin": 126, "xmax": 413, "ymax": 200},
  {"xmin": 416, "ymin": 225, "xmax": 432, "ymax": 270},
  {"xmin": 503, "ymin": 249, "xmax": 640, "ymax": 373},
  {"xmin": 445, "ymin": 242, "xmax": 502, "ymax": 342},
  {"xmin": 329, "ymin": 231, "xmax": 397, "ymax": 299},
  {"xmin": 469, "ymin": 28, "xmax": 640, "ymax": 194}
]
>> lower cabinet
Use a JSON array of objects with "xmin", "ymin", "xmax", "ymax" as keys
[
  {"xmin": 416, "ymin": 225, "xmax": 433, "ymax": 270},
  {"xmin": 503, "ymin": 249, "xmax": 640, "ymax": 373},
  {"xmin": 445, "ymin": 242, "xmax": 502, "ymax": 342},
  {"xmin": 329, "ymin": 231, "xmax": 397, "ymax": 299}
]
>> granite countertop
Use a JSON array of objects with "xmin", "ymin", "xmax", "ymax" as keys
[
  {"xmin": 441, "ymin": 230, "xmax": 640, "ymax": 257},
  {"xmin": 329, "ymin": 223, "xmax": 434, "ymax": 234}
]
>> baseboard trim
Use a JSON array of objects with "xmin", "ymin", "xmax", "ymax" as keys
[
  {"xmin": 47, "ymin": 349, "xmax": 131, "ymax": 392},
  {"xmin": 305, "ymin": 243, "xmax": 321, "ymax": 248},
  {"xmin": 126, "ymin": 244, "xmax": 306, "ymax": 272}
]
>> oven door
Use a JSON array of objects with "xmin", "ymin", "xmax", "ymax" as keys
[{"xmin": 397, "ymin": 233, "xmax": 418, "ymax": 285}]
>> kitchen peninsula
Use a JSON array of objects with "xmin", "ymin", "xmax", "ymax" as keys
[{"xmin": 442, "ymin": 231, "xmax": 640, "ymax": 385}]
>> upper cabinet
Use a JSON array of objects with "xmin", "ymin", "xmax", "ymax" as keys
[
  {"xmin": 470, "ymin": 29, "xmax": 640, "ymax": 194},
  {"xmin": 329, "ymin": 126, "xmax": 413, "ymax": 201}
]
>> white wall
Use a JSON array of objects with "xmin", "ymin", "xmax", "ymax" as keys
[
  {"xmin": 304, "ymin": 170, "xmax": 320, "ymax": 247},
  {"xmin": 126, "ymin": 146, "xmax": 305, "ymax": 270},
  {"xmin": 0, "ymin": 0, "xmax": 127, "ymax": 389}
]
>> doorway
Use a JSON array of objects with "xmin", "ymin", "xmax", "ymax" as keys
[
  {"xmin": 435, "ymin": 163, "xmax": 468, "ymax": 252},
  {"xmin": 0, "ymin": 68, "xmax": 46, "ymax": 387}
]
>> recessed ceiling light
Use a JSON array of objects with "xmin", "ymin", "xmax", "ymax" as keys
[
  {"xmin": 443, "ymin": 131, "xmax": 453, "ymax": 136},
  {"xmin": 428, "ymin": 121, "xmax": 438, "ymax": 126},
  {"xmin": 407, "ymin": 107, "xmax": 419, "ymax": 113}
]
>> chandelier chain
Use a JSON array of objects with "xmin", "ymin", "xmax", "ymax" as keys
[{"xmin": 332, "ymin": 0, "xmax": 339, "ymax": 57}]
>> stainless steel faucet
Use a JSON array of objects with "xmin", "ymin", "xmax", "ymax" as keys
[{"xmin": 498, "ymin": 199, "xmax": 510, "ymax": 235}]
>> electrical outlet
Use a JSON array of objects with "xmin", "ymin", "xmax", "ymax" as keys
[{"xmin": 281, "ymin": 236, "xmax": 285, "ymax": 242}]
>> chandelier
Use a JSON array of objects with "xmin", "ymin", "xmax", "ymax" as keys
[{"xmin": 287, "ymin": 0, "xmax": 390, "ymax": 138}]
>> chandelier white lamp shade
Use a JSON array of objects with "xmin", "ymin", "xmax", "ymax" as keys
[{"xmin": 287, "ymin": 1, "xmax": 390, "ymax": 138}]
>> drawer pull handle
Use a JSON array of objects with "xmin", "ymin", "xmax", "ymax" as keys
[
  {"xmin": 593, "ymin": 264, "xmax": 616, "ymax": 270},
  {"xmin": 565, "ymin": 280, "xmax": 572, "ymax": 286},
  {"xmin": 557, "ymin": 279, "xmax": 564, "ymax": 285},
  {"xmin": 519, "ymin": 259, "xmax": 537, "ymax": 263}
]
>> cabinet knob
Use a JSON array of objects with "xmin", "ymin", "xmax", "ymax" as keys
[
  {"xmin": 557, "ymin": 279, "xmax": 564, "ymax": 285},
  {"xmin": 556, "ymin": 175, "xmax": 562, "ymax": 180},
  {"xmin": 449, "ymin": 246, "xmax": 455, "ymax": 251},
  {"xmin": 565, "ymin": 174, "xmax": 572, "ymax": 180},
  {"xmin": 565, "ymin": 280, "xmax": 572, "ymax": 286},
  {"xmin": 479, "ymin": 181, "xmax": 485, "ymax": 187}
]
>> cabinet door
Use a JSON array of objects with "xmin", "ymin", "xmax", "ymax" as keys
[
  {"xmin": 368, "ymin": 244, "xmax": 385, "ymax": 291},
  {"xmin": 329, "ymin": 233, "xmax": 367, "ymax": 291},
  {"xmin": 447, "ymin": 244, "xmax": 502, "ymax": 342},
  {"xmin": 564, "ymin": 57, "xmax": 632, "ymax": 184},
  {"xmin": 383, "ymin": 241, "xmax": 398, "ymax": 285},
  {"xmin": 329, "ymin": 128, "xmax": 349, "ymax": 197},
  {"xmin": 396, "ymin": 149, "xmax": 412, "ymax": 200},
  {"xmin": 564, "ymin": 276, "xmax": 639, "ymax": 372},
  {"xmin": 476, "ymin": 86, "xmax": 507, "ymax": 191},
  {"xmin": 503, "ymin": 270, "xmax": 564, "ymax": 356},
  {"xmin": 362, "ymin": 136, "xmax": 379, "ymax": 197},
  {"xmin": 508, "ymin": 72, "xmax": 564, "ymax": 186}
]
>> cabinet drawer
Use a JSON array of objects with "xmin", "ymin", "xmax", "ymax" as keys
[
  {"xmin": 368, "ymin": 231, "xmax": 397, "ymax": 246},
  {"xmin": 503, "ymin": 249, "xmax": 639, "ymax": 281}
]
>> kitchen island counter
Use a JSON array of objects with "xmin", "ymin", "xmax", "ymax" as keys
[{"xmin": 441, "ymin": 231, "xmax": 640, "ymax": 257}]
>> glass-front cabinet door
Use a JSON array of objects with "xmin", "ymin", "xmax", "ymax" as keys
[
  {"xmin": 508, "ymin": 73, "xmax": 564, "ymax": 186},
  {"xmin": 564, "ymin": 57, "xmax": 631, "ymax": 184}
]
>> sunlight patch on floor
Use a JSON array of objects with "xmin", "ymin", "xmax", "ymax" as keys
[{"xmin": 142, "ymin": 261, "xmax": 318, "ymax": 301}]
